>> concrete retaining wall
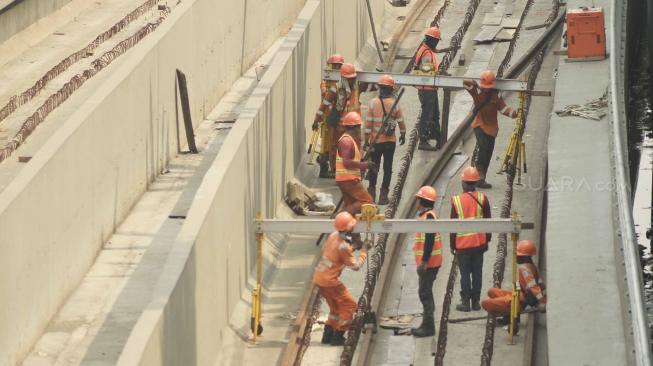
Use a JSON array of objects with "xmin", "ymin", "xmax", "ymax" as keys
[
  {"xmin": 0, "ymin": 0, "xmax": 304, "ymax": 364},
  {"xmin": 0, "ymin": 0, "xmax": 72, "ymax": 44},
  {"xmin": 117, "ymin": 0, "xmax": 383, "ymax": 364}
]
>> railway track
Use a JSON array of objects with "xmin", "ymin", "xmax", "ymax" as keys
[{"xmin": 281, "ymin": 0, "xmax": 563, "ymax": 364}]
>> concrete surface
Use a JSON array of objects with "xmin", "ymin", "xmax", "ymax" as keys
[
  {"xmin": 0, "ymin": 0, "xmax": 72, "ymax": 44},
  {"xmin": 545, "ymin": 0, "xmax": 631, "ymax": 364},
  {"xmin": 0, "ymin": 0, "xmax": 304, "ymax": 364}
]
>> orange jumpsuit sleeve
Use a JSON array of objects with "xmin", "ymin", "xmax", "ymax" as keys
[
  {"xmin": 519, "ymin": 267, "xmax": 545, "ymax": 303},
  {"xmin": 497, "ymin": 96, "xmax": 515, "ymax": 117},
  {"xmin": 314, "ymin": 84, "xmax": 338, "ymax": 124},
  {"xmin": 342, "ymin": 246, "xmax": 367, "ymax": 271}
]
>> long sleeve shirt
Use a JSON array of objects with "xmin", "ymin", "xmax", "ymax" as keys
[
  {"xmin": 450, "ymin": 190, "xmax": 492, "ymax": 253},
  {"xmin": 463, "ymin": 80, "xmax": 515, "ymax": 137},
  {"xmin": 420, "ymin": 210, "xmax": 436, "ymax": 263}
]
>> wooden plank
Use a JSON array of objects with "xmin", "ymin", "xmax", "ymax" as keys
[
  {"xmin": 501, "ymin": 18, "xmax": 520, "ymax": 29},
  {"xmin": 474, "ymin": 25, "xmax": 502, "ymax": 43},
  {"xmin": 175, "ymin": 69, "xmax": 198, "ymax": 153},
  {"xmin": 482, "ymin": 13, "xmax": 503, "ymax": 26},
  {"xmin": 495, "ymin": 28, "xmax": 517, "ymax": 42}
]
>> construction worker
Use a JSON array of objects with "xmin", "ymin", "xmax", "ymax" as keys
[
  {"xmin": 481, "ymin": 240, "xmax": 546, "ymax": 332},
  {"xmin": 411, "ymin": 186, "xmax": 443, "ymax": 337},
  {"xmin": 414, "ymin": 27, "xmax": 442, "ymax": 151},
  {"xmin": 463, "ymin": 70, "xmax": 518, "ymax": 188},
  {"xmin": 450, "ymin": 166, "xmax": 492, "ymax": 312},
  {"xmin": 314, "ymin": 211, "xmax": 369, "ymax": 346},
  {"xmin": 312, "ymin": 54, "xmax": 345, "ymax": 178},
  {"xmin": 364, "ymin": 74, "xmax": 406, "ymax": 205},
  {"xmin": 336, "ymin": 111, "xmax": 376, "ymax": 215}
]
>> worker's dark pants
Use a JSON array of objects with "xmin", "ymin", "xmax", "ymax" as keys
[
  {"xmin": 367, "ymin": 142, "xmax": 396, "ymax": 189},
  {"xmin": 418, "ymin": 90, "xmax": 441, "ymax": 142},
  {"xmin": 457, "ymin": 251, "xmax": 484, "ymax": 301},
  {"xmin": 473, "ymin": 127, "xmax": 496, "ymax": 177},
  {"xmin": 418, "ymin": 267, "xmax": 439, "ymax": 317}
]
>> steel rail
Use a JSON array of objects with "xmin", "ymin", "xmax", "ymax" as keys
[{"xmin": 608, "ymin": 0, "xmax": 653, "ymax": 363}]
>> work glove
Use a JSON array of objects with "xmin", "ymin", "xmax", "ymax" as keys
[
  {"xmin": 364, "ymin": 239, "xmax": 373, "ymax": 250},
  {"xmin": 399, "ymin": 132, "xmax": 406, "ymax": 146},
  {"xmin": 511, "ymin": 110, "xmax": 518, "ymax": 119},
  {"xmin": 367, "ymin": 161, "xmax": 379, "ymax": 173},
  {"xmin": 312, "ymin": 120, "xmax": 319, "ymax": 131},
  {"xmin": 417, "ymin": 262, "xmax": 427, "ymax": 276}
]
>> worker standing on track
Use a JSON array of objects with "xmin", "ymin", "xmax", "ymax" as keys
[
  {"xmin": 336, "ymin": 111, "xmax": 376, "ymax": 215},
  {"xmin": 481, "ymin": 240, "xmax": 546, "ymax": 332},
  {"xmin": 364, "ymin": 74, "xmax": 406, "ymax": 205},
  {"xmin": 463, "ymin": 70, "xmax": 518, "ymax": 188},
  {"xmin": 414, "ymin": 26, "xmax": 442, "ymax": 151},
  {"xmin": 411, "ymin": 186, "xmax": 443, "ymax": 338},
  {"xmin": 314, "ymin": 211, "xmax": 369, "ymax": 346},
  {"xmin": 312, "ymin": 54, "xmax": 345, "ymax": 178},
  {"xmin": 450, "ymin": 166, "xmax": 492, "ymax": 312}
]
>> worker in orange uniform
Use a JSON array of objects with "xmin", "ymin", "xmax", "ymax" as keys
[
  {"xmin": 463, "ymin": 70, "xmax": 518, "ymax": 188},
  {"xmin": 411, "ymin": 186, "xmax": 443, "ymax": 337},
  {"xmin": 314, "ymin": 211, "xmax": 369, "ymax": 345},
  {"xmin": 450, "ymin": 166, "xmax": 492, "ymax": 312},
  {"xmin": 364, "ymin": 74, "xmax": 406, "ymax": 205},
  {"xmin": 312, "ymin": 54, "xmax": 345, "ymax": 178},
  {"xmin": 336, "ymin": 111, "xmax": 376, "ymax": 215},
  {"xmin": 481, "ymin": 240, "xmax": 546, "ymax": 332}
]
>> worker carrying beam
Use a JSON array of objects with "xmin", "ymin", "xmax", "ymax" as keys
[
  {"xmin": 314, "ymin": 212, "xmax": 370, "ymax": 346},
  {"xmin": 450, "ymin": 166, "xmax": 492, "ymax": 312},
  {"xmin": 364, "ymin": 74, "xmax": 406, "ymax": 205},
  {"xmin": 411, "ymin": 186, "xmax": 443, "ymax": 338},
  {"xmin": 481, "ymin": 240, "xmax": 546, "ymax": 333},
  {"xmin": 463, "ymin": 70, "xmax": 518, "ymax": 188},
  {"xmin": 312, "ymin": 54, "xmax": 345, "ymax": 178}
]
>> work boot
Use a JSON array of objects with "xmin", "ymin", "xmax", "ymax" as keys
[
  {"xmin": 319, "ymin": 159, "xmax": 335, "ymax": 178},
  {"xmin": 497, "ymin": 314, "xmax": 510, "ymax": 326},
  {"xmin": 472, "ymin": 296, "xmax": 481, "ymax": 311},
  {"xmin": 321, "ymin": 324, "xmax": 334, "ymax": 344},
  {"xmin": 456, "ymin": 297, "xmax": 471, "ymax": 312},
  {"xmin": 330, "ymin": 330, "xmax": 346, "ymax": 346},
  {"xmin": 418, "ymin": 140, "xmax": 438, "ymax": 151},
  {"xmin": 476, "ymin": 179, "xmax": 492, "ymax": 189},
  {"xmin": 367, "ymin": 186, "xmax": 377, "ymax": 203},
  {"xmin": 411, "ymin": 315, "xmax": 435, "ymax": 338},
  {"xmin": 378, "ymin": 187, "xmax": 390, "ymax": 205}
]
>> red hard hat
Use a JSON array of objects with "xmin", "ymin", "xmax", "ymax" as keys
[
  {"xmin": 341, "ymin": 111, "xmax": 362, "ymax": 126},
  {"xmin": 461, "ymin": 166, "xmax": 481, "ymax": 182},
  {"xmin": 327, "ymin": 54, "xmax": 345, "ymax": 65},
  {"xmin": 340, "ymin": 63, "xmax": 357, "ymax": 78},
  {"xmin": 516, "ymin": 240, "xmax": 537, "ymax": 256},
  {"xmin": 425, "ymin": 26, "xmax": 442, "ymax": 40},
  {"xmin": 479, "ymin": 70, "xmax": 497, "ymax": 89},
  {"xmin": 415, "ymin": 186, "xmax": 437, "ymax": 202},
  {"xmin": 334, "ymin": 211, "xmax": 357, "ymax": 231},
  {"xmin": 378, "ymin": 74, "xmax": 395, "ymax": 87}
]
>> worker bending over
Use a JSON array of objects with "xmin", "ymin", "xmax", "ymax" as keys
[
  {"xmin": 463, "ymin": 70, "xmax": 518, "ymax": 188},
  {"xmin": 314, "ymin": 212, "xmax": 369, "ymax": 345},
  {"xmin": 450, "ymin": 167, "xmax": 492, "ymax": 312},
  {"xmin": 364, "ymin": 74, "xmax": 406, "ymax": 205},
  {"xmin": 481, "ymin": 240, "xmax": 546, "ymax": 332},
  {"xmin": 336, "ymin": 112, "xmax": 376, "ymax": 215},
  {"xmin": 312, "ymin": 54, "xmax": 345, "ymax": 178},
  {"xmin": 411, "ymin": 186, "xmax": 443, "ymax": 337}
]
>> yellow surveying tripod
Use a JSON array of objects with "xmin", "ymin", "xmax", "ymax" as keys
[{"xmin": 499, "ymin": 84, "xmax": 527, "ymax": 183}]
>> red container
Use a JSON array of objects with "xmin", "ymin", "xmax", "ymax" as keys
[{"xmin": 566, "ymin": 7, "xmax": 606, "ymax": 59}]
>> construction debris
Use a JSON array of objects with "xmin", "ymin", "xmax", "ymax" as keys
[
  {"xmin": 285, "ymin": 178, "xmax": 336, "ymax": 216},
  {"xmin": 555, "ymin": 92, "xmax": 608, "ymax": 121},
  {"xmin": 379, "ymin": 314, "xmax": 416, "ymax": 330}
]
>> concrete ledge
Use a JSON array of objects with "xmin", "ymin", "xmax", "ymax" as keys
[{"xmin": 0, "ymin": 0, "xmax": 72, "ymax": 44}]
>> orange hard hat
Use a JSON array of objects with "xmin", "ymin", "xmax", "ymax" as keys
[
  {"xmin": 340, "ymin": 63, "xmax": 357, "ymax": 78},
  {"xmin": 327, "ymin": 54, "xmax": 345, "ymax": 65},
  {"xmin": 415, "ymin": 186, "xmax": 437, "ymax": 202},
  {"xmin": 425, "ymin": 26, "xmax": 442, "ymax": 40},
  {"xmin": 516, "ymin": 240, "xmax": 536, "ymax": 256},
  {"xmin": 461, "ymin": 166, "xmax": 481, "ymax": 182},
  {"xmin": 479, "ymin": 70, "xmax": 497, "ymax": 89},
  {"xmin": 378, "ymin": 74, "xmax": 395, "ymax": 87},
  {"xmin": 334, "ymin": 211, "xmax": 357, "ymax": 231},
  {"xmin": 341, "ymin": 111, "xmax": 362, "ymax": 126}
]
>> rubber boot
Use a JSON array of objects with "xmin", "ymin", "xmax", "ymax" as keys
[
  {"xmin": 476, "ymin": 165, "xmax": 492, "ymax": 189},
  {"xmin": 378, "ymin": 187, "xmax": 390, "ymax": 205},
  {"xmin": 411, "ymin": 315, "xmax": 435, "ymax": 338},
  {"xmin": 367, "ymin": 186, "xmax": 377, "ymax": 203},
  {"xmin": 456, "ymin": 296, "xmax": 471, "ymax": 312},
  {"xmin": 418, "ymin": 140, "xmax": 438, "ymax": 151},
  {"xmin": 472, "ymin": 295, "xmax": 481, "ymax": 311},
  {"xmin": 330, "ymin": 330, "xmax": 345, "ymax": 346},
  {"xmin": 321, "ymin": 324, "xmax": 334, "ymax": 344}
]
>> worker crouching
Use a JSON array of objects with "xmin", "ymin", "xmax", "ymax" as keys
[
  {"xmin": 314, "ymin": 212, "xmax": 369, "ymax": 345},
  {"xmin": 411, "ymin": 186, "xmax": 443, "ymax": 337},
  {"xmin": 481, "ymin": 240, "xmax": 546, "ymax": 333}
]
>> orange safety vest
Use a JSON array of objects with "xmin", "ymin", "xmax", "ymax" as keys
[
  {"xmin": 414, "ymin": 44, "xmax": 439, "ymax": 91},
  {"xmin": 451, "ymin": 191, "xmax": 487, "ymax": 250},
  {"xmin": 413, "ymin": 210, "xmax": 443, "ymax": 268},
  {"xmin": 335, "ymin": 133, "xmax": 362, "ymax": 182},
  {"xmin": 518, "ymin": 263, "xmax": 546, "ymax": 305}
]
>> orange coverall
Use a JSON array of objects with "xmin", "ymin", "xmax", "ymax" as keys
[
  {"xmin": 481, "ymin": 262, "xmax": 546, "ymax": 315},
  {"xmin": 313, "ymin": 231, "xmax": 368, "ymax": 331}
]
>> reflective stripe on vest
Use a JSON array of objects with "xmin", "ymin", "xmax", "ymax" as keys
[
  {"xmin": 335, "ymin": 134, "xmax": 362, "ymax": 182},
  {"xmin": 413, "ymin": 210, "xmax": 443, "ymax": 268},
  {"xmin": 452, "ymin": 192, "xmax": 487, "ymax": 249}
]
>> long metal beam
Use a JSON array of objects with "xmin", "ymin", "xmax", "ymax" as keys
[
  {"xmin": 322, "ymin": 70, "xmax": 551, "ymax": 96},
  {"xmin": 256, "ymin": 218, "xmax": 529, "ymax": 234}
]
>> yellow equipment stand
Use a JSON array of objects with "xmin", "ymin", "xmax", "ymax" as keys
[
  {"xmin": 250, "ymin": 212, "xmax": 264, "ymax": 344},
  {"xmin": 508, "ymin": 211, "xmax": 520, "ymax": 345},
  {"xmin": 499, "ymin": 81, "xmax": 528, "ymax": 182}
]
